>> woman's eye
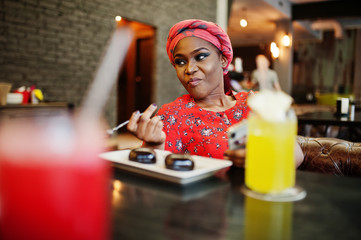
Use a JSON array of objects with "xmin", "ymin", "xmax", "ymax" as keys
[
  {"xmin": 195, "ymin": 53, "xmax": 210, "ymax": 61},
  {"xmin": 174, "ymin": 59, "xmax": 186, "ymax": 66}
]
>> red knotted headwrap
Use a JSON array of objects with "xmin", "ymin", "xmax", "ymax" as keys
[{"xmin": 166, "ymin": 19, "xmax": 233, "ymax": 74}]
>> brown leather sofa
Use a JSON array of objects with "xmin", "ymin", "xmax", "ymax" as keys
[{"xmin": 296, "ymin": 136, "xmax": 361, "ymax": 177}]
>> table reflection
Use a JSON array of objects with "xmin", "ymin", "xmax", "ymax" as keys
[
  {"xmin": 110, "ymin": 167, "xmax": 361, "ymax": 240},
  {"xmin": 163, "ymin": 183, "xmax": 229, "ymax": 239},
  {"xmin": 110, "ymin": 170, "xmax": 230, "ymax": 239},
  {"xmin": 245, "ymin": 196, "xmax": 293, "ymax": 240}
]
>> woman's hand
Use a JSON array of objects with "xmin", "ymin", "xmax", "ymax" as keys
[
  {"xmin": 224, "ymin": 142, "xmax": 304, "ymax": 169},
  {"xmin": 224, "ymin": 147, "xmax": 246, "ymax": 168},
  {"xmin": 127, "ymin": 104, "xmax": 166, "ymax": 149}
]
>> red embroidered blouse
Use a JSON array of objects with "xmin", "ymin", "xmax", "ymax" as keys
[{"xmin": 157, "ymin": 91, "xmax": 251, "ymax": 159}]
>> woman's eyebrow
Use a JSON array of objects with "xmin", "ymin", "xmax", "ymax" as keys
[{"xmin": 174, "ymin": 47, "xmax": 209, "ymax": 58}]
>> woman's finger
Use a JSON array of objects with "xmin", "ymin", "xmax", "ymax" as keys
[
  {"xmin": 143, "ymin": 116, "xmax": 164, "ymax": 143},
  {"xmin": 137, "ymin": 104, "xmax": 158, "ymax": 137},
  {"xmin": 151, "ymin": 117, "xmax": 165, "ymax": 142},
  {"xmin": 154, "ymin": 118, "xmax": 164, "ymax": 135},
  {"xmin": 142, "ymin": 103, "xmax": 158, "ymax": 119},
  {"xmin": 127, "ymin": 110, "xmax": 141, "ymax": 133}
]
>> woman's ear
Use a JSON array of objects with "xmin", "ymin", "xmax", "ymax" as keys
[{"xmin": 221, "ymin": 55, "xmax": 228, "ymax": 68}]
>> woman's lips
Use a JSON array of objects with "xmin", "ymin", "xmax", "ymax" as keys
[{"xmin": 187, "ymin": 78, "xmax": 201, "ymax": 87}]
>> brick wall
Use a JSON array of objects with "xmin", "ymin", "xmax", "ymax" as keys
[{"xmin": 0, "ymin": 0, "xmax": 217, "ymax": 126}]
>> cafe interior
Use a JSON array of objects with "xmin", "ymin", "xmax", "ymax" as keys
[{"xmin": 1, "ymin": 0, "xmax": 361, "ymax": 239}]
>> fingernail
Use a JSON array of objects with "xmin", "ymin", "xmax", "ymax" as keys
[
  {"xmin": 135, "ymin": 110, "xmax": 140, "ymax": 115},
  {"xmin": 152, "ymin": 103, "xmax": 157, "ymax": 107}
]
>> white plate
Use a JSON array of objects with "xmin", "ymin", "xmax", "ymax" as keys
[{"xmin": 99, "ymin": 149, "xmax": 233, "ymax": 185}]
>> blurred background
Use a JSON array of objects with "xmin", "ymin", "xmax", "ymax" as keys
[{"xmin": 0, "ymin": 0, "xmax": 360, "ymax": 128}]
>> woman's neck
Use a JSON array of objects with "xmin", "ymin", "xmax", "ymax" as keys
[{"xmin": 195, "ymin": 92, "xmax": 236, "ymax": 112}]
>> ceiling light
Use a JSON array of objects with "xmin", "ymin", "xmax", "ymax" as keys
[
  {"xmin": 240, "ymin": 19, "xmax": 248, "ymax": 28},
  {"xmin": 270, "ymin": 42, "xmax": 280, "ymax": 59},
  {"xmin": 282, "ymin": 34, "xmax": 291, "ymax": 47},
  {"xmin": 270, "ymin": 42, "xmax": 277, "ymax": 51},
  {"xmin": 240, "ymin": 7, "xmax": 248, "ymax": 28}
]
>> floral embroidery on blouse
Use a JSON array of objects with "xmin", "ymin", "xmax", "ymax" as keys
[{"xmin": 157, "ymin": 91, "xmax": 251, "ymax": 159}]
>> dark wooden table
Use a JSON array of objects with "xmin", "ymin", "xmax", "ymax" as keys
[
  {"xmin": 297, "ymin": 111, "xmax": 361, "ymax": 127},
  {"xmin": 111, "ymin": 167, "xmax": 361, "ymax": 240},
  {"xmin": 297, "ymin": 111, "xmax": 361, "ymax": 141}
]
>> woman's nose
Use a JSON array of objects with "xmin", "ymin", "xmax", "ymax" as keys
[{"xmin": 185, "ymin": 60, "xmax": 198, "ymax": 74}]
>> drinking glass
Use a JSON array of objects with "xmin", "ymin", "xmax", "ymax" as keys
[
  {"xmin": 243, "ymin": 109, "xmax": 306, "ymax": 202},
  {"xmin": 0, "ymin": 113, "xmax": 110, "ymax": 240}
]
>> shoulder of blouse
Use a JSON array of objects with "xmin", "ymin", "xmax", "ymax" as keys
[
  {"xmin": 156, "ymin": 94, "xmax": 192, "ymax": 115},
  {"xmin": 234, "ymin": 90, "xmax": 254, "ymax": 100}
]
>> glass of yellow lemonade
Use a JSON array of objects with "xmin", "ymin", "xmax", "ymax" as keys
[
  {"xmin": 246, "ymin": 110, "xmax": 296, "ymax": 191},
  {"xmin": 243, "ymin": 109, "xmax": 306, "ymax": 201}
]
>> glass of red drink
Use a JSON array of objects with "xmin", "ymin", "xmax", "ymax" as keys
[{"xmin": 0, "ymin": 113, "xmax": 110, "ymax": 240}]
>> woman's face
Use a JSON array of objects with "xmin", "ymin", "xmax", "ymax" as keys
[{"xmin": 173, "ymin": 37, "xmax": 227, "ymax": 100}]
